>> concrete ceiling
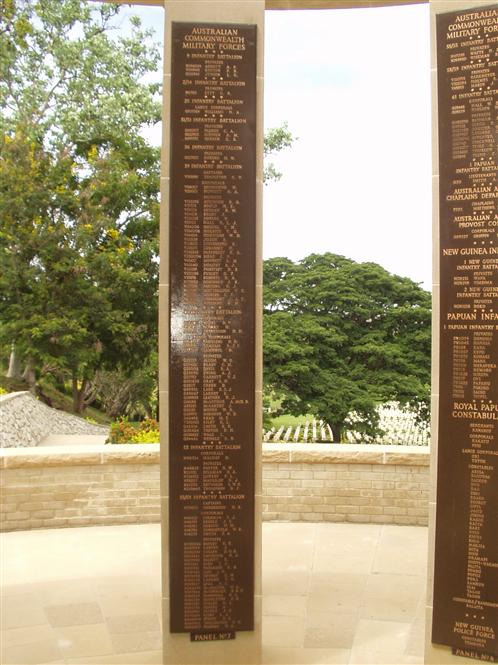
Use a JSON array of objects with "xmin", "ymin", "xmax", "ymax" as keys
[
  {"xmin": 102, "ymin": 0, "xmax": 427, "ymax": 8},
  {"xmin": 267, "ymin": 0, "xmax": 426, "ymax": 7}
]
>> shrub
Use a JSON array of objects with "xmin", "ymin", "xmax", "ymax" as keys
[
  {"xmin": 92, "ymin": 368, "xmax": 157, "ymax": 420},
  {"xmin": 107, "ymin": 418, "xmax": 138, "ymax": 444},
  {"xmin": 107, "ymin": 417, "xmax": 160, "ymax": 444},
  {"xmin": 130, "ymin": 428, "xmax": 160, "ymax": 443}
]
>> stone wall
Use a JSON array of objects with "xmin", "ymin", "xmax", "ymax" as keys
[
  {"xmin": 0, "ymin": 444, "xmax": 160, "ymax": 531},
  {"xmin": 262, "ymin": 444, "xmax": 429, "ymax": 526},
  {"xmin": 0, "ymin": 443, "xmax": 429, "ymax": 531},
  {"xmin": 0, "ymin": 392, "xmax": 108, "ymax": 448}
]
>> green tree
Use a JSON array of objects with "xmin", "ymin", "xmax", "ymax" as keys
[
  {"xmin": 0, "ymin": 0, "xmax": 161, "ymax": 411},
  {"xmin": 264, "ymin": 121, "xmax": 294, "ymax": 183},
  {"xmin": 0, "ymin": 0, "xmax": 295, "ymax": 416},
  {"xmin": 263, "ymin": 253, "xmax": 431, "ymax": 441}
]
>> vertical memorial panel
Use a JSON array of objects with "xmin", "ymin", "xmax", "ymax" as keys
[
  {"xmin": 433, "ymin": 4, "xmax": 498, "ymax": 661},
  {"xmin": 169, "ymin": 22, "xmax": 256, "ymax": 635}
]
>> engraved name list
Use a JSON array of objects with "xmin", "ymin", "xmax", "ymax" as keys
[
  {"xmin": 168, "ymin": 22, "xmax": 257, "ymax": 636},
  {"xmin": 433, "ymin": 5, "xmax": 498, "ymax": 661}
]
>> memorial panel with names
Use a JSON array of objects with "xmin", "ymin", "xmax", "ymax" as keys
[
  {"xmin": 168, "ymin": 22, "xmax": 256, "ymax": 635},
  {"xmin": 433, "ymin": 5, "xmax": 498, "ymax": 661}
]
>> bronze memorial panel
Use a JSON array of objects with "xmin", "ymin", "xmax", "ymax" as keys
[
  {"xmin": 168, "ymin": 22, "xmax": 256, "ymax": 635},
  {"xmin": 433, "ymin": 5, "xmax": 498, "ymax": 661}
]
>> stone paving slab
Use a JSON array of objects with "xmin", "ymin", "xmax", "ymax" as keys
[{"xmin": 0, "ymin": 522, "xmax": 427, "ymax": 664}]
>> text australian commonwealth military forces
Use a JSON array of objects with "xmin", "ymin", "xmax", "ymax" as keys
[{"xmin": 183, "ymin": 27, "xmax": 246, "ymax": 51}]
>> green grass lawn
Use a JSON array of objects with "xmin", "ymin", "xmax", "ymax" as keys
[
  {"xmin": 39, "ymin": 382, "xmax": 111, "ymax": 424},
  {"xmin": 0, "ymin": 376, "xmax": 27, "ymax": 394},
  {"xmin": 268, "ymin": 413, "xmax": 315, "ymax": 429}
]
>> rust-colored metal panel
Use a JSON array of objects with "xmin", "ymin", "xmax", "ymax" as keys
[
  {"xmin": 433, "ymin": 4, "xmax": 498, "ymax": 661},
  {"xmin": 169, "ymin": 22, "xmax": 256, "ymax": 635}
]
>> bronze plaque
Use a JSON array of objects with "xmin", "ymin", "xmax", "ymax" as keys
[
  {"xmin": 433, "ymin": 5, "xmax": 498, "ymax": 659},
  {"xmin": 168, "ymin": 22, "xmax": 256, "ymax": 634}
]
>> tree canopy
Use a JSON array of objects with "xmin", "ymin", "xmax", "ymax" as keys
[
  {"xmin": 0, "ymin": 0, "xmax": 161, "ymax": 411},
  {"xmin": 263, "ymin": 122, "xmax": 294, "ymax": 184},
  {"xmin": 263, "ymin": 253, "xmax": 431, "ymax": 440},
  {"xmin": 0, "ymin": 0, "xmax": 295, "ymax": 416}
]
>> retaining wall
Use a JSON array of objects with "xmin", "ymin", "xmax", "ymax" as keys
[
  {"xmin": 262, "ymin": 444, "xmax": 429, "ymax": 526},
  {"xmin": 0, "ymin": 392, "xmax": 108, "ymax": 448},
  {"xmin": 0, "ymin": 443, "xmax": 429, "ymax": 531}
]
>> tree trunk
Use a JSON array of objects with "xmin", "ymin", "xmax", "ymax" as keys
[
  {"xmin": 76, "ymin": 386, "xmax": 86, "ymax": 414},
  {"xmin": 330, "ymin": 422, "xmax": 343, "ymax": 443},
  {"xmin": 6, "ymin": 344, "xmax": 22, "ymax": 380},
  {"xmin": 22, "ymin": 358, "xmax": 36, "ymax": 393},
  {"xmin": 72, "ymin": 375, "xmax": 88, "ymax": 414},
  {"xmin": 71, "ymin": 375, "xmax": 78, "ymax": 412}
]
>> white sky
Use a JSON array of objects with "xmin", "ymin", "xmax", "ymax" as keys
[{"xmin": 123, "ymin": 3, "xmax": 432, "ymax": 290}]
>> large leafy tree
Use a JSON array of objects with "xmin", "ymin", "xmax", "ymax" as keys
[
  {"xmin": 0, "ymin": 0, "xmax": 294, "ymax": 415},
  {"xmin": 264, "ymin": 253, "xmax": 431, "ymax": 441},
  {"xmin": 0, "ymin": 0, "xmax": 161, "ymax": 411}
]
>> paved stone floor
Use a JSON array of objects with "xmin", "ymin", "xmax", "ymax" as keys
[{"xmin": 1, "ymin": 522, "xmax": 427, "ymax": 665}]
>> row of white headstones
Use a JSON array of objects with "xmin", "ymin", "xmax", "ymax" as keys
[{"xmin": 263, "ymin": 404, "xmax": 430, "ymax": 445}]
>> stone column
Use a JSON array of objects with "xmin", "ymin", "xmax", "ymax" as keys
[
  {"xmin": 159, "ymin": 2, "xmax": 264, "ymax": 664},
  {"xmin": 426, "ymin": 2, "xmax": 497, "ymax": 664}
]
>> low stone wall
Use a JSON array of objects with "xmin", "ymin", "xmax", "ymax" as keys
[
  {"xmin": 0, "ymin": 392, "xmax": 108, "ymax": 448},
  {"xmin": 0, "ymin": 445, "xmax": 160, "ymax": 531},
  {"xmin": 0, "ymin": 443, "xmax": 429, "ymax": 531},
  {"xmin": 262, "ymin": 444, "xmax": 429, "ymax": 526}
]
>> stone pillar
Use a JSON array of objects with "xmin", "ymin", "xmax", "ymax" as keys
[
  {"xmin": 426, "ymin": 2, "xmax": 497, "ymax": 664},
  {"xmin": 159, "ymin": 2, "xmax": 264, "ymax": 664}
]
